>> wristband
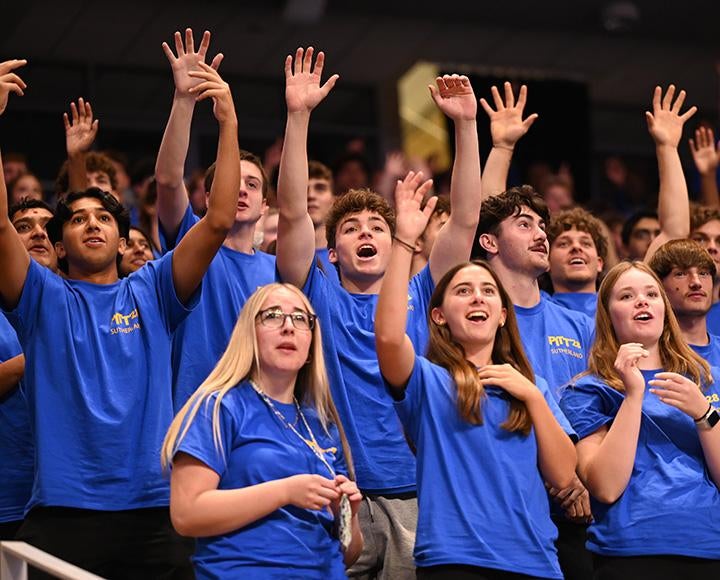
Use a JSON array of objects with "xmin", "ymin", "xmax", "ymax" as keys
[
  {"xmin": 393, "ymin": 236, "xmax": 416, "ymax": 253},
  {"xmin": 694, "ymin": 404, "xmax": 712, "ymax": 422}
]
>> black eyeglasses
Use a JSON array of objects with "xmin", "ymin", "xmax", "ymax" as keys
[{"xmin": 256, "ymin": 308, "xmax": 316, "ymax": 331}]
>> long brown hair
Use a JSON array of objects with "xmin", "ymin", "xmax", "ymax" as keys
[
  {"xmin": 588, "ymin": 261, "xmax": 712, "ymax": 391},
  {"xmin": 426, "ymin": 260, "xmax": 534, "ymax": 434},
  {"xmin": 162, "ymin": 283, "xmax": 354, "ymax": 478}
]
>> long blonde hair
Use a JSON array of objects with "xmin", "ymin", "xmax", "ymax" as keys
[
  {"xmin": 161, "ymin": 283, "xmax": 354, "ymax": 477},
  {"xmin": 588, "ymin": 261, "xmax": 712, "ymax": 391}
]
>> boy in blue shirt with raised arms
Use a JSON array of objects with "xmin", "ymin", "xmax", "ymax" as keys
[{"xmin": 0, "ymin": 52, "xmax": 241, "ymax": 578}]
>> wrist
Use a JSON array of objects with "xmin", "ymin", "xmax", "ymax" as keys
[
  {"xmin": 492, "ymin": 144, "xmax": 515, "ymax": 153},
  {"xmin": 392, "ymin": 235, "xmax": 416, "ymax": 253}
]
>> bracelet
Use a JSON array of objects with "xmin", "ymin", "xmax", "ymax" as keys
[
  {"xmin": 694, "ymin": 403, "xmax": 712, "ymax": 423},
  {"xmin": 393, "ymin": 236, "xmax": 416, "ymax": 253}
]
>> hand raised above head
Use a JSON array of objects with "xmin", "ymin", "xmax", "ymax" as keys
[
  {"xmin": 479, "ymin": 81, "xmax": 538, "ymax": 150},
  {"xmin": 689, "ymin": 127, "xmax": 720, "ymax": 176},
  {"xmin": 646, "ymin": 85, "xmax": 697, "ymax": 148},
  {"xmin": 162, "ymin": 28, "xmax": 224, "ymax": 97},
  {"xmin": 188, "ymin": 62, "xmax": 235, "ymax": 124},
  {"xmin": 64, "ymin": 98, "xmax": 99, "ymax": 156},
  {"xmin": 393, "ymin": 171, "xmax": 436, "ymax": 245},
  {"xmin": 284, "ymin": 47, "xmax": 339, "ymax": 115},
  {"xmin": 429, "ymin": 74, "xmax": 477, "ymax": 122},
  {"xmin": 0, "ymin": 59, "xmax": 27, "ymax": 116}
]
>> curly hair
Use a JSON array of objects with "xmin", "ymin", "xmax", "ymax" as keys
[
  {"xmin": 324, "ymin": 189, "xmax": 395, "ymax": 249},
  {"xmin": 547, "ymin": 207, "xmax": 609, "ymax": 264}
]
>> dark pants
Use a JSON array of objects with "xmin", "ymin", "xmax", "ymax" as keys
[
  {"xmin": 593, "ymin": 554, "xmax": 720, "ymax": 580},
  {"xmin": 417, "ymin": 564, "xmax": 545, "ymax": 579},
  {"xmin": 554, "ymin": 519, "xmax": 593, "ymax": 580},
  {"xmin": 0, "ymin": 519, "xmax": 23, "ymax": 540},
  {"xmin": 17, "ymin": 506, "xmax": 194, "ymax": 580}
]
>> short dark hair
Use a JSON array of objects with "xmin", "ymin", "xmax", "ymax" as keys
[
  {"xmin": 690, "ymin": 204, "xmax": 720, "ymax": 233},
  {"xmin": 547, "ymin": 207, "xmax": 608, "ymax": 264},
  {"xmin": 204, "ymin": 149, "xmax": 268, "ymax": 198},
  {"xmin": 325, "ymin": 189, "xmax": 395, "ymax": 250},
  {"xmin": 308, "ymin": 160, "xmax": 333, "ymax": 183},
  {"xmin": 473, "ymin": 185, "xmax": 549, "ymax": 259},
  {"xmin": 621, "ymin": 209, "xmax": 658, "ymax": 246},
  {"xmin": 48, "ymin": 188, "xmax": 130, "ymax": 273},
  {"xmin": 55, "ymin": 152, "xmax": 119, "ymax": 195},
  {"xmin": 8, "ymin": 198, "xmax": 54, "ymax": 222},
  {"xmin": 648, "ymin": 238, "xmax": 717, "ymax": 280}
]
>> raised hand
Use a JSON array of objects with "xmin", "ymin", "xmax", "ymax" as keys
[
  {"xmin": 614, "ymin": 343, "xmax": 648, "ymax": 400},
  {"xmin": 188, "ymin": 62, "xmax": 235, "ymax": 124},
  {"xmin": 284, "ymin": 473, "xmax": 340, "ymax": 510},
  {"xmin": 161, "ymin": 29, "xmax": 223, "ymax": 97},
  {"xmin": 64, "ymin": 98, "xmax": 98, "ymax": 157},
  {"xmin": 428, "ymin": 74, "xmax": 477, "ymax": 121},
  {"xmin": 480, "ymin": 81, "xmax": 538, "ymax": 150},
  {"xmin": 393, "ymin": 171, "xmax": 436, "ymax": 245},
  {"xmin": 646, "ymin": 85, "xmax": 697, "ymax": 148},
  {"xmin": 476, "ymin": 363, "xmax": 540, "ymax": 403},
  {"xmin": 689, "ymin": 127, "xmax": 720, "ymax": 176},
  {"xmin": 649, "ymin": 372, "xmax": 709, "ymax": 420},
  {"xmin": 284, "ymin": 47, "xmax": 339, "ymax": 115},
  {"xmin": 0, "ymin": 59, "xmax": 27, "ymax": 116}
]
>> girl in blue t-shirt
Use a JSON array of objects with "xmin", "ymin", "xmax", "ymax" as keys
[
  {"xmin": 162, "ymin": 283, "xmax": 363, "ymax": 579},
  {"xmin": 375, "ymin": 185, "xmax": 577, "ymax": 579},
  {"xmin": 560, "ymin": 261, "xmax": 720, "ymax": 579}
]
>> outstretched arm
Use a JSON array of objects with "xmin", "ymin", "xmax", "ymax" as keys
[
  {"xmin": 426, "ymin": 75, "xmax": 482, "ymax": 283},
  {"xmin": 689, "ymin": 127, "xmax": 720, "ymax": 208},
  {"xmin": 64, "ymin": 98, "xmax": 99, "ymax": 193},
  {"xmin": 157, "ymin": 29, "xmax": 223, "ymax": 241},
  {"xmin": 479, "ymin": 82, "xmax": 538, "ymax": 199},
  {"xmin": 644, "ymin": 85, "xmax": 696, "ymax": 263},
  {"xmin": 375, "ymin": 173, "xmax": 435, "ymax": 388},
  {"xmin": 171, "ymin": 63, "xmax": 240, "ymax": 304},
  {"xmin": 276, "ymin": 47, "xmax": 338, "ymax": 288},
  {"xmin": 0, "ymin": 60, "xmax": 31, "ymax": 308}
]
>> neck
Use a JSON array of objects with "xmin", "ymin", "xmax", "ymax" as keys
[
  {"xmin": 340, "ymin": 272, "xmax": 383, "ymax": 295},
  {"xmin": 255, "ymin": 368, "xmax": 297, "ymax": 404},
  {"xmin": 636, "ymin": 342, "xmax": 663, "ymax": 369},
  {"xmin": 223, "ymin": 222, "xmax": 257, "ymax": 254},
  {"xmin": 314, "ymin": 224, "xmax": 327, "ymax": 250},
  {"xmin": 491, "ymin": 259, "xmax": 541, "ymax": 307},
  {"xmin": 677, "ymin": 313, "xmax": 710, "ymax": 346},
  {"xmin": 410, "ymin": 253, "xmax": 427, "ymax": 278},
  {"xmin": 464, "ymin": 342, "xmax": 495, "ymax": 368},
  {"xmin": 552, "ymin": 277, "xmax": 596, "ymax": 294},
  {"xmin": 67, "ymin": 262, "xmax": 119, "ymax": 284}
]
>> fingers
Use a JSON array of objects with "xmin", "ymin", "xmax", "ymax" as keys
[
  {"xmin": 523, "ymin": 113, "xmax": 539, "ymax": 130},
  {"xmin": 173, "ymin": 31, "xmax": 184, "ymax": 57},
  {"xmin": 503, "ymin": 81, "xmax": 515, "ymax": 108},
  {"xmin": 198, "ymin": 30, "xmax": 211, "ymax": 58},
  {"xmin": 210, "ymin": 53, "xmax": 224, "ymax": 71},
  {"xmin": 680, "ymin": 105, "xmax": 698, "ymax": 123},
  {"xmin": 294, "ymin": 47, "xmax": 303, "ymax": 75},
  {"xmin": 490, "ymin": 85, "xmax": 504, "ymax": 110},
  {"xmin": 0, "ymin": 59, "xmax": 28, "ymax": 75},
  {"xmin": 161, "ymin": 42, "xmax": 175, "ymax": 63},
  {"xmin": 661, "ymin": 84, "xmax": 675, "ymax": 110},
  {"xmin": 479, "ymin": 97, "xmax": 494, "ymax": 116},
  {"xmin": 320, "ymin": 73, "xmax": 340, "ymax": 98},
  {"xmin": 185, "ymin": 28, "xmax": 195, "ymax": 55}
]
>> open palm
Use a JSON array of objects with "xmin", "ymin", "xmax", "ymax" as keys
[
  {"xmin": 429, "ymin": 75, "xmax": 477, "ymax": 121},
  {"xmin": 285, "ymin": 47, "xmax": 338, "ymax": 114}
]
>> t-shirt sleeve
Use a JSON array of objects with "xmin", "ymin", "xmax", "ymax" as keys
[
  {"xmin": 407, "ymin": 265, "xmax": 435, "ymax": 351},
  {"xmin": 176, "ymin": 397, "xmax": 237, "ymax": 476},
  {"xmin": 2, "ymin": 259, "xmax": 56, "ymax": 341},
  {"xmin": 158, "ymin": 205, "xmax": 200, "ymax": 252},
  {"xmin": 391, "ymin": 355, "xmax": 433, "ymax": 443},
  {"xmin": 0, "ymin": 315, "xmax": 22, "ymax": 361},
  {"xmin": 134, "ymin": 251, "xmax": 201, "ymax": 332},
  {"xmin": 536, "ymin": 375, "xmax": 577, "ymax": 441},
  {"xmin": 559, "ymin": 379, "xmax": 615, "ymax": 440}
]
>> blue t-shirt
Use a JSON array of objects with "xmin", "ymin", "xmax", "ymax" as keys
[
  {"xmin": 690, "ymin": 333, "xmax": 720, "ymax": 368},
  {"xmin": 315, "ymin": 248, "xmax": 340, "ymax": 286},
  {"xmin": 177, "ymin": 382, "xmax": 347, "ymax": 579},
  {"xmin": 162, "ymin": 206, "xmax": 276, "ymax": 411},
  {"xmin": 0, "ymin": 315, "xmax": 32, "ymax": 523},
  {"xmin": 515, "ymin": 295, "xmax": 594, "ymax": 398},
  {"xmin": 560, "ymin": 370, "xmax": 720, "ymax": 558},
  {"xmin": 706, "ymin": 302, "xmax": 720, "ymax": 336},
  {"xmin": 394, "ymin": 356, "xmax": 573, "ymax": 578},
  {"xmin": 550, "ymin": 292, "xmax": 597, "ymax": 320},
  {"xmin": 3, "ymin": 254, "xmax": 197, "ymax": 511},
  {"xmin": 302, "ymin": 264, "xmax": 434, "ymax": 494}
]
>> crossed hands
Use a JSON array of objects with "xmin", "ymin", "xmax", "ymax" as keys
[
  {"xmin": 646, "ymin": 85, "xmax": 697, "ymax": 148},
  {"xmin": 548, "ymin": 475, "xmax": 593, "ymax": 523},
  {"xmin": 0, "ymin": 59, "xmax": 27, "ymax": 116},
  {"xmin": 162, "ymin": 29, "xmax": 224, "ymax": 98},
  {"xmin": 284, "ymin": 47, "xmax": 339, "ymax": 115},
  {"xmin": 393, "ymin": 171, "xmax": 436, "ymax": 245}
]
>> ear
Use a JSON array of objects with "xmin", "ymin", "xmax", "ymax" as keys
[
  {"xmin": 328, "ymin": 247, "xmax": 338, "ymax": 264},
  {"xmin": 499, "ymin": 307, "xmax": 507, "ymax": 328},
  {"xmin": 479, "ymin": 233, "xmax": 499, "ymax": 256},
  {"xmin": 54, "ymin": 241, "xmax": 66, "ymax": 260},
  {"xmin": 597, "ymin": 256, "xmax": 604, "ymax": 274},
  {"xmin": 260, "ymin": 198, "xmax": 268, "ymax": 217},
  {"xmin": 117, "ymin": 237, "xmax": 127, "ymax": 256},
  {"xmin": 414, "ymin": 236, "xmax": 425, "ymax": 254},
  {"xmin": 205, "ymin": 191, "xmax": 210, "ymax": 209},
  {"xmin": 430, "ymin": 306, "xmax": 446, "ymax": 326}
]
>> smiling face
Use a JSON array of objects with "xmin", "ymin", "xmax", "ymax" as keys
[
  {"xmin": 328, "ymin": 209, "xmax": 392, "ymax": 286},
  {"xmin": 549, "ymin": 227, "xmax": 603, "ymax": 291},
  {"xmin": 120, "ymin": 228, "xmax": 154, "ymax": 276},
  {"xmin": 431, "ymin": 264, "xmax": 507, "ymax": 352},
  {"xmin": 255, "ymin": 287, "xmax": 314, "ymax": 379},
  {"xmin": 11, "ymin": 207, "xmax": 58, "ymax": 271},
  {"xmin": 691, "ymin": 219, "xmax": 720, "ymax": 283},
  {"xmin": 484, "ymin": 206, "xmax": 549, "ymax": 277},
  {"xmin": 56, "ymin": 197, "xmax": 125, "ymax": 277},
  {"xmin": 661, "ymin": 266, "xmax": 713, "ymax": 319},
  {"xmin": 608, "ymin": 268, "xmax": 665, "ymax": 346}
]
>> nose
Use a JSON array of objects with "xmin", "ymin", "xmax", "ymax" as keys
[
  {"xmin": 688, "ymin": 272, "xmax": 703, "ymax": 289},
  {"xmin": 85, "ymin": 215, "xmax": 101, "ymax": 230},
  {"xmin": 30, "ymin": 224, "xmax": 47, "ymax": 239},
  {"xmin": 280, "ymin": 315, "xmax": 295, "ymax": 333}
]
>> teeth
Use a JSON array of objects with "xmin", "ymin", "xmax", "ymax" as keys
[
  {"xmin": 570, "ymin": 258, "xmax": 585, "ymax": 264},
  {"xmin": 467, "ymin": 312, "xmax": 488, "ymax": 321},
  {"xmin": 635, "ymin": 313, "xmax": 651, "ymax": 320}
]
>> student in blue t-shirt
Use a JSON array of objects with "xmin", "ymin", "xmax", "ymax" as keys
[
  {"xmin": 162, "ymin": 283, "xmax": 363, "ymax": 579},
  {"xmin": 374, "ymin": 183, "xmax": 576, "ymax": 579},
  {"xmin": 155, "ymin": 28, "xmax": 276, "ymax": 411},
  {"xmin": 276, "ymin": 47, "xmax": 483, "ymax": 579},
  {"xmin": 560, "ymin": 262, "xmax": 720, "ymax": 579},
  {"xmin": 119, "ymin": 226, "xmax": 156, "ymax": 277},
  {"xmin": 649, "ymin": 239, "xmax": 720, "ymax": 367},
  {"xmin": 0, "ymin": 56, "xmax": 242, "ymax": 577}
]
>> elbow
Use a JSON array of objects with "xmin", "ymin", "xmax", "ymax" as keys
[
  {"xmin": 585, "ymin": 479, "xmax": 623, "ymax": 505},
  {"xmin": 203, "ymin": 212, "xmax": 234, "ymax": 237},
  {"xmin": 154, "ymin": 171, "xmax": 182, "ymax": 191},
  {"xmin": 170, "ymin": 508, "xmax": 198, "ymax": 538}
]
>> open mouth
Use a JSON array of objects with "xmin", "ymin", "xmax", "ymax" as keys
[
  {"xmin": 633, "ymin": 312, "xmax": 653, "ymax": 321},
  {"xmin": 569, "ymin": 257, "xmax": 587, "ymax": 265},
  {"xmin": 84, "ymin": 237, "xmax": 105, "ymax": 247},
  {"xmin": 356, "ymin": 244, "xmax": 377, "ymax": 259},
  {"xmin": 530, "ymin": 244, "xmax": 548, "ymax": 255},
  {"xmin": 466, "ymin": 311, "xmax": 489, "ymax": 322}
]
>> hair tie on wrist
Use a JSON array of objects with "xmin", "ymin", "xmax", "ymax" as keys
[{"xmin": 393, "ymin": 236, "xmax": 415, "ymax": 253}]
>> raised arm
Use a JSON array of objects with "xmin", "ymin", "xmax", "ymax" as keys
[
  {"xmin": 0, "ymin": 60, "xmax": 31, "ymax": 308},
  {"xmin": 171, "ymin": 63, "xmax": 240, "ymax": 304},
  {"xmin": 644, "ymin": 85, "xmax": 696, "ymax": 262},
  {"xmin": 276, "ymin": 47, "xmax": 338, "ymax": 288},
  {"xmin": 375, "ymin": 173, "xmax": 435, "ymax": 388},
  {"xmin": 157, "ymin": 29, "xmax": 223, "ymax": 241},
  {"xmin": 689, "ymin": 126, "xmax": 720, "ymax": 208},
  {"xmin": 426, "ymin": 75, "xmax": 482, "ymax": 282},
  {"xmin": 479, "ymin": 82, "xmax": 538, "ymax": 199},
  {"xmin": 64, "ymin": 98, "xmax": 98, "ymax": 193}
]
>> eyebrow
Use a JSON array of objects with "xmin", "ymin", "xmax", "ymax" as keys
[
  {"xmin": 615, "ymin": 284, "xmax": 658, "ymax": 292},
  {"xmin": 70, "ymin": 206, "xmax": 109, "ymax": 216},
  {"xmin": 340, "ymin": 216, "xmax": 387, "ymax": 227},
  {"xmin": 450, "ymin": 281, "xmax": 498, "ymax": 290}
]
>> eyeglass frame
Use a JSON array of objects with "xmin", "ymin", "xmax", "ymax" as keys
[{"xmin": 255, "ymin": 307, "xmax": 317, "ymax": 331}]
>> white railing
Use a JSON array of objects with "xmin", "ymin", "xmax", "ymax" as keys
[{"xmin": 0, "ymin": 542, "xmax": 104, "ymax": 580}]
